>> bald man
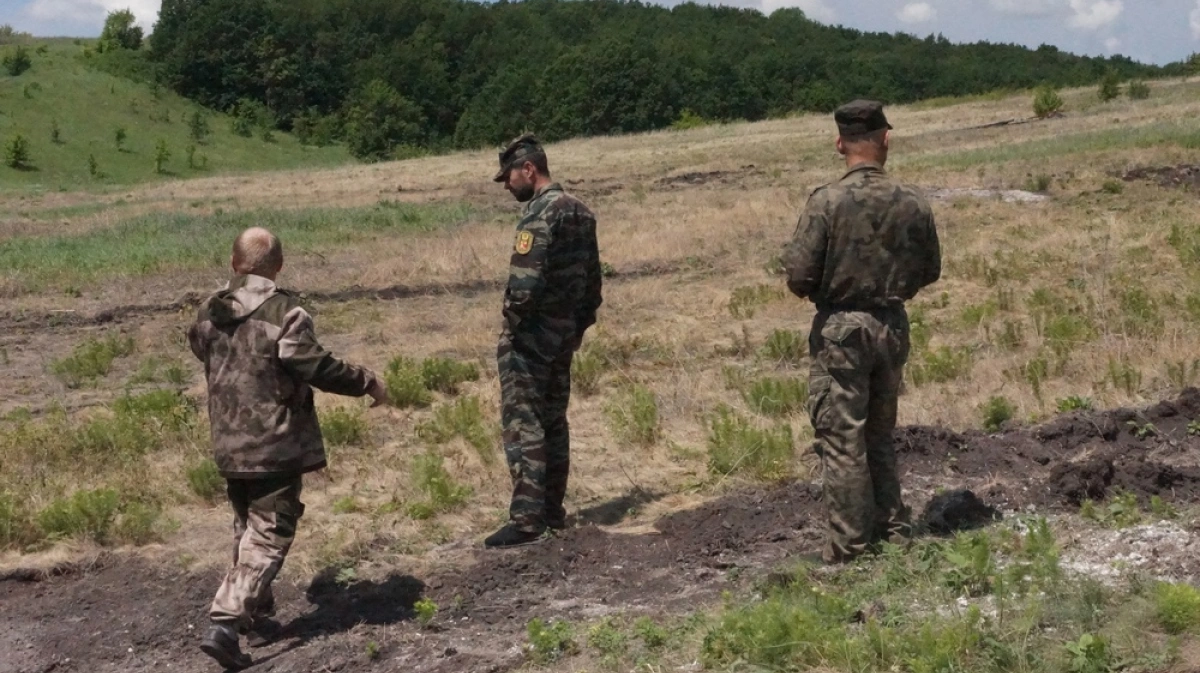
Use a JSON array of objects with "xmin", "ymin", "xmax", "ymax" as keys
[{"xmin": 188, "ymin": 228, "xmax": 388, "ymax": 669}]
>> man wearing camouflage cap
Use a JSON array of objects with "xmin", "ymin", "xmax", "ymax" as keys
[
  {"xmin": 781, "ymin": 100, "xmax": 941, "ymax": 563},
  {"xmin": 486, "ymin": 133, "xmax": 603, "ymax": 548}
]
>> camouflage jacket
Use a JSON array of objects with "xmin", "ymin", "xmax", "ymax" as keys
[
  {"xmin": 187, "ymin": 275, "xmax": 378, "ymax": 479},
  {"xmin": 503, "ymin": 183, "xmax": 603, "ymax": 358},
  {"xmin": 782, "ymin": 162, "xmax": 941, "ymax": 311}
]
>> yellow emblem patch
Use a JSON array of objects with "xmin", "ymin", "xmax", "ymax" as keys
[{"xmin": 515, "ymin": 230, "xmax": 534, "ymax": 255}]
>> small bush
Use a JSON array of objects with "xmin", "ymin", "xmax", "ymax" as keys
[
  {"xmin": 416, "ymin": 395, "xmax": 494, "ymax": 457},
  {"xmin": 114, "ymin": 126, "xmax": 127, "ymax": 151},
  {"xmin": 1042, "ymin": 314, "xmax": 1094, "ymax": 359},
  {"xmin": 980, "ymin": 395, "xmax": 1015, "ymax": 432},
  {"xmin": 414, "ymin": 597, "xmax": 438, "ymax": 626},
  {"xmin": 188, "ymin": 111, "xmax": 211, "ymax": 143},
  {"xmin": 728, "ymin": 284, "xmax": 785, "ymax": 319},
  {"xmin": 154, "ymin": 139, "xmax": 170, "ymax": 174},
  {"xmin": 742, "ymin": 377, "xmax": 807, "ymax": 417},
  {"xmin": 587, "ymin": 618, "xmax": 628, "ymax": 667},
  {"xmin": 406, "ymin": 449, "xmax": 471, "ymax": 519},
  {"xmin": 670, "ymin": 108, "xmax": 710, "ymax": 131},
  {"xmin": 908, "ymin": 346, "xmax": 972, "ymax": 386},
  {"xmin": 420, "ymin": 357, "xmax": 479, "ymax": 394},
  {"xmin": 707, "ymin": 405, "xmax": 793, "ymax": 480},
  {"xmin": 1100, "ymin": 179, "xmax": 1124, "ymax": 195},
  {"xmin": 1097, "ymin": 70, "xmax": 1121, "ymax": 102},
  {"xmin": 384, "ymin": 356, "xmax": 433, "ymax": 408},
  {"xmin": 1024, "ymin": 173, "xmax": 1052, "ymax": 192},
  {"xmin": 186, "ymin": 458, "xmax": 224, "ymax": 502},
  {"xmin": 527, "ymin": 618, "xmax": 577, "ymax": 663},
  {"xmin": 604, "ymin": 384, "xmax": 659, "ymax": 446},
  {"xmin": 87, "ymin": 153, "xmax": 100, "ymax": 178},
  {"xmin": 2, "ymin": 44, "xmax": 31, "ymax": 76},
  {"xmin": 1065, "ymin": 633, "xmax": 1110, "ymax": 673},
  {"xmin": 0, "ymin": 494, "xmax": 37, "ymax": 549},
  {"xmin": 4, "ymin": 133, "xmax": 30, "ymax": 168},
  {"xmin": 571, "ymin": 344, "xmax": 608, "ymax": 396},
  {"xmin": 760, "ymin": 329, "xmax": 806, "ymax": 365},
  {"xmin": 50, "ymin": 333, "xmax": 136, "ymax": 387},
  {"xmin": 50, "ymin": 119, "xmax": 61, "ymax": 144},
  {"xmin": 36, "ymin": 488, "xmax": 121, "ymax": 543},
  {"xmin": 634, "ymin": 617, "xmax": 669, "ymax": 649},
  {"xmin": 1056, "ymin": 396, "xmax": 1094, "ymax": 412},
  {"xmin": 1127, "ymin": 80, "xmax": 1151, "ymax": 100},
  {"xmin": 1156, "ymin": 583, "xmax": 1200, "ymax": 634},
  {"xmin": 321, "ymin": 406, "xmax": 369, "ymax": 447},
  {"xmin": 1033, "ymin": 85, "xmax": 1064, "ymax": 118}
]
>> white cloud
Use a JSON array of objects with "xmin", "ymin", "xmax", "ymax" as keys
[
  {"xmin": 1191, "ymin": 0, "xmax": 1200, "ymax": 39},
  {"xmin": 1105, "ymin": 36, "xmax": 1121, "ymax": 51},
  {"xmin": 24, "ymin": 0, "xmax": 161, "ymax": 30},
  {"xmin": 762, "ymin": 0, "xmax": 836, "ymax": 22},
  {"xmin": 989, "ymin": 0, "xmax": 1061, "ymax": 15},
  {"xmin": 1066, "ymin": 0, "xmax": 1123, "ymax": 31},
  {"xmin": 898, "ymin": 2, "xmax": 937, "ymax": 23}
]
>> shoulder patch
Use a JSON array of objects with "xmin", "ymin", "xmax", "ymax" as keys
[{"xmin": 515, "ymin": 230, "xmax": 534, "ymax": 255}]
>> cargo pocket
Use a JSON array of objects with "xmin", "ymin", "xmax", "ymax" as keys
[
  {"xmin": 818, "ymin": 321, "xmax": 862, "ymax": 371},
  {"xmin": 808, "ymin": 373, "xmax": 833, "ymax": 437}
]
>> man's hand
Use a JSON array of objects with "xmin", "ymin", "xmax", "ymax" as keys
[{"xmin": 367, "ymin": 378, "xmax": 390, "ymax": 408}]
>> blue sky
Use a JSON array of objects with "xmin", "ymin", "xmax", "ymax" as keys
[{"xmin": 1, "ymin": 0, "xmax": 1196, "ymax": 65}]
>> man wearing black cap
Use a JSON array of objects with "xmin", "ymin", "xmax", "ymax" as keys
[
  {"xmin": 781, "ymin": 100, "xmax": 941, "ymax": 563},
  {"xmin": 486, "ymin": 133, "xmax": 603, "ymax": 548}
]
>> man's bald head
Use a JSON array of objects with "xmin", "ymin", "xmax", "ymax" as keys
[{"xmin": 231, "ymin": 227, "xmax": 283, "ymax": 278}]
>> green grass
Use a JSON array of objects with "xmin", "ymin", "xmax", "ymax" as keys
[
  {"xmin": 1155, "ymin": 583, "xmax": 1200, "ymax": 634},
  {"xmin": 50, "ymin": 333, "xmax": 135, "ymax": 387},
  {"xmin": 185, "ymin": 458, "xmax": 224, "ymax": 503},
  {"xmin": 759, "ymin": 329, "xmax": 806, "ymax": 365},
  {"xmin": 0, "ymin": 40, "xmax": 349, "ymax": 192},
  {"xmin": 415, "ymin": 395, "xmax": 495, "ymax": 462},
  {"xmin": 742, "ymin": 376, "xmax": 807, "ymax": 417},
  {"xmin": 320, "ymin": 405, "xmax": 370, "ymax": 447},
  {"xmin": 706, "ymin": 404, "xmax": 794, "ymax": 480},
  {"xmin": 405, "ymin": 449, "xmax": 472, "ymax": 520},
  {"xmin": 604, "ymin": 384, "xmax": 660, "ymax": 446},
  {"xmin": 0, "ymin": 201, "xmax": 477, "ymax": 295},
  {"xmin": 980, "ymin": 395, "xmax": 1016, "ymax": 432}
]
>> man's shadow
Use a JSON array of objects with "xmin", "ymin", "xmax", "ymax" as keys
[
  {"xmin": 279, "ymin": 567, "xmax": 426, "ymax": 645},
  {"xmin": 571, "ymin": 487, "xmax": 664, "ymax": 527}
]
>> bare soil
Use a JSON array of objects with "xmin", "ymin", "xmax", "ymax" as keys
[
  {"xmin": 7, "ymin": 389, "xmax": 1200, "ymax": 673},
  {"xmin": 1123, "ymin": 164, "xmax": 1200, "ymax": 191}
]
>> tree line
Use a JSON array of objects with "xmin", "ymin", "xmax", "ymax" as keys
[{"xmin": 132, "ymin": 0, "xmax": 1172, "ymax": 160}]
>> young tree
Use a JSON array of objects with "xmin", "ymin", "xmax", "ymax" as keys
[
  {"xmin": 98, "ymin": 9, "xmax": 144, "ymax": 52},
  {"xmin": 50, "ymin": 119, "xmax": 61, "ymax": 144},
  {"xmin": 188, "ymin": 111, "xmax": 210, "ymax": 143},
  {"xmin": 87, "ymin": 153, "xmax": 100, "ymax": 178},
  {"xmin": 1127, "ymin": 80, "xmax": 1151, "ymax": 100},
  {"xmin": 5, "ymin": 134, "xmax": 30, "ymax": 168},
  {"xmin": 2, "ymin": 45, "xmax": 31, "ymax": 76},
  {"xmin": 154, "ymin": 139, "xmax": 170, "ymax": 173},
  {"xmin": 1032, "ymin": 85, "xmax": 1064, "ymax": 118},
  {"xmin": 114, "ymin": 126, "xmax": 127, "ymax": 151},
  {"xmin": 1098, "ymin": 70, "xmax": 1121, "ymax": 102},
  {"xmin": 343, "ymin": 80, "xmax": 425, "ymax": 161}
]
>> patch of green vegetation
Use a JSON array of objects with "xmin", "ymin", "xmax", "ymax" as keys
[
  {"xmin": 1079, "ymin": 491, "xmax": 1142, "ymax": 528},
  {"xmin": 908, "ymin": 346, "xmax": 973, "ymax": 386},
  {"xmin": 760, "ymin": 329, "xmax": 806, "ymax": 365},
  {"xmin": 185, "ymin": 458, "xmax": 224, "ymax": 503},
  {"xmin": 706, "ymin": 405, "xmax": 793, "ymax": 480},
  {"xmin": 1033, "ymin": 85, "xmax": 1064, "ymax": 118},
  {"xmin": 414, "ymin": 597, "xmax": 438, "ymax": 627},
  {"xmin": 384, "ymin": 356, "xmax": 433, "ymax": 408},
  {"xmin": 0, "ymin": 201, "xmax": 477, "ymax": 295},
  {"xmin": 527, "ymin": 618, "xmax": 577, "ymax": 664},
  {"xmin": 320, "ymin": 405, "xmax": 370, "ymax": 447},
  {"xmin": 35, "ymin": 487, "xmax": 162, "ymax": 545},
  {"xmin": 742, "ymin": 376, "xmax": 807, "ymax": 418},
  {"xmin": 1056, "ymin": 396, "xmax": 1094, "ymax": 413},
  {"xmin": 331, "ymin": 496, "xmax": 360, "ymax": 514},
  {"xmin": 587, "ymin": 618, "xmax": 629, "ymax": 669},
  {"xmin": 728, "ymin": 284, "xmax": 785, "ymax": 319},
  {"xmin": 1127, "ymin": 80, "xmax": 1151, "ymax": 100},
  {"xmin": 1155, "ymin": 582, "xmax": 1200, "ymax": 635},
  {"xmin": 980, "ymin": 395, "xmax": 1016, "ymax": 432},
  {"xmin": 604, "ymin": 384, "xmax": 660, "ymax": 446},
  {"xmin": 50, "ymin": 333, "xmax": 135, "ymax": 387},
  {"xmin": 415, "ymin": 395, "xmax": 495, "ymax": 461},
  {"xmin": 420, "ymin": 357, "xmax": 480, "ymax": 394},
  {"xmin": 405, "ymin": 449, "xmax": 472, "ymax": 520},
  {"xmin": 1106, "ymin": 356, "xmax": 1141, "ymax": 396},
  {"xmin": 1118, "ymin": 285, "xmax": 1163, "ymax": 337}
]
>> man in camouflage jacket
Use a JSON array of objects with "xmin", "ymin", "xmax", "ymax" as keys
[
  {"xmin": 188, "ymin": 227, "xmax": 387, "ymax": 668},
  {"xmin": 487, "ymin": 133, "xmax": 603, "ymax": 548},
  {"xmin": 781, "ymin": 101, "xmax": 941, "ymax": 563}
]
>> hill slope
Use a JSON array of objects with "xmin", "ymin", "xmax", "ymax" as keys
[{"xmin": 0, "ymin": 40, "xmax": 351, "ymax": 192}]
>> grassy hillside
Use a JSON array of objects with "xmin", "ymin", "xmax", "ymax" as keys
[{"xmin": 0, "ymin": 39, "xmax": 352, "ymax": 192}]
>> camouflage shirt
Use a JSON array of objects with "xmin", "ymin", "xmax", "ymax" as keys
[
  {"xmin": 503, "ymin": 183, "xmax": 603, "ymax": 356},
  {"xmin": 187, "ymin": 274, "xmax": 378, "ymax": 479},
  {"xmin": 782, "ymin": 162, "xmax": 941, "ymax": 310}
]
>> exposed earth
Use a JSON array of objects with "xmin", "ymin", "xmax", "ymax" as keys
[{"xmin": 6, "ymin": 389, "xmax": 1200, "ymax": 673}]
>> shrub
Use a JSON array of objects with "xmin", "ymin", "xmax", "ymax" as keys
[
  {"xmin": 188, "ymin": 111, "xmax": 211, "ymax": 143},
  {"xmin": 414, "ymin": 597, "xmax": 438, "ymax": 626},
  {"xmin": 670, "ymin": 109, "xmax": 710, "ymax": 131},
  {"xmin": 4, "ymin": 133, "xmax": 29, "ymax": 169},
  {"xmin": 1100, "ymin": 179, "xmax": 1124, "ymax": 195},
  {"xmin": 1065, "ymin": 633, "xmax": 1110, "ymax": 673},
  {"xmin": 527, "ymin": 618, "xmax": 577, "ymax": 663},
  {"xmin": 343, "ymin": 80, "xmax": 425, "ymax": 161},
  {"xmin": 420, "ymin": 357, "xmax": 479, "ymax": 394},
  {"xmin": 571, "ymin": 343, "xmax": 608, "ymax": 396},
  {"xmin": 2, "ymin": 44, "xmax": 31, "ymax": 76},
  {"xmin": 760, "ymin": 329, "xmax": 806, "ymax": 365},
  {"xmin": 1127, "ymin": 80, "xmax": 1151, "ymax": 100},
  {"xmin": 384, "ymin": 356, "xmax": 432, "ymax": 408},
  {"xmin": 36, "ymin": 488, "xmax": 121, "ymax": 543},
  {"xmin": 0, "ymin": 494, "xmax": 36, "ymax": 549},
  {"xmin": 908, "ymin": 346, "xmax": 972, "ymax": 386},
  {"xmin": 114, "ymin": 126, "xmax": 127, "ymax": 151},
  {"xmin": 707, "ymin": 405, "xmax": 793, "ymax": 480},
  {"xmin": 186, "ymin": 459, "xmax": 224, "ymax": 502},
  {"xmin": 98, "ymin": 9, "xmax": 143, "ymax": 52},
  {"xmin": 728, "ymin": 284, "xmax": 785, "ymax": 319},
  {"xmin": 50, "ymin": 119, "xmax": 61, "ymax": 144},
  {"xmin": 416, "ymin": 396, "xmax": 494, "ymax": 458},
  {"xmin": 321, "ymin": 406, "xmax": 369, "ymax": 447},
  {"xmin": 406, "ymin": 449, "xmax": 471, "ymax": 519},
  {"xmin": 1024, "ymin": 173, "xmax": 1052, "ymax": 192},
  {"xmin": 1154, "ymin": 583, "xmax": 1200, "ymax": 634},
  {"xmin": 742, "ymin": 377, "xmax": 807, "ymax": 417},
  {"xmin": 154, "ymin": 139, "xmax": 170, "ymax": 174},
  {"xmin": 604, "ymin": 384, "xmax": 659, "ymax": 446},
  {"xmin": 1056, "ymin": 396, "xmax": 1094, "ymax": 412},
  {"xmin": 980, "ymin": 396, "xmax": 1015, "ymax": 432},
  {"xmin": 1097, "ymin": 70, "xmax": 1121, "ymax": 102},
  {"xmin": 50, "ymin": 333, "xmax": 136, "ymax": 387},
  {"xmin": 1033, "ymin": 85, "xmax": 1064, "ymax": 118},
  {"xmin": 87, "ymin": 153, "xmax": 100, "ymax": 178}
]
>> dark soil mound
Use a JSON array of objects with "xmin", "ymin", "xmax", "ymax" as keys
[
  {"xmin": 1123, "ymin": 164, "xmax": 1200, "ymax": 191},
  {"xmin": 918, "ymin": 489, "xmax": 1002, "ymax": 534}
]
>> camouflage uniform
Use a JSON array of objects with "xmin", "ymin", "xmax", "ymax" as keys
[
  {"xmin": 781, "ymin": 101, "xmax": 941, "ymax": 562},
  {"xmin": 495, "ymin": 138, "xmax": 603, "ymax": 534},
  {"xmin": 188, "ymin": 274, "xmax": 378, "ymax": 630}
]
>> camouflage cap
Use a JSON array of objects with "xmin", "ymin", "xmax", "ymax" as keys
[
  {"xmin": 493, "ymin": 133, "xmax": 545, "ymax": 182},
  {"xmin": 834, "ymin": 100, "xmax": 893, "ymax": 137}
]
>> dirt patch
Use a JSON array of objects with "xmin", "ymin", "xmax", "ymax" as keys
[
  {"xmin": 925, "ymin": 187, "xmax": 1048, "ymax": 203},
  {"xmin": 918, "ymin": 489, "xmax": 1002, "ymax": 535},
  {"xmin": 655, "ymin": 165, "xmax": 760, "ymax": 189},
  {"xmin": 1123, "ymin": 164, "xmax": 1200, "ymax": 191}
]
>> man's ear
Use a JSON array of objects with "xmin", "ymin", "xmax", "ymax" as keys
[
  {"xmin": 882, "ymin": 130, "xmax": 891, "ymax": 149},
  {"xmin": 835, "ymin": 135, "xmax": 847, "ymax": 156},
  {"xmin": 230, "ymin": 255, "xmax": 237, "ymax": 273}
]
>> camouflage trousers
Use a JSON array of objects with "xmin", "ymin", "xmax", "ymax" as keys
[
  {"xmin": 210, "ymin": 475, "xmax": 304, "ymax": 630},
  {"xmin": 498, "ymin": 332, "xmax": 574, "ymax": 534},
  {"xmin": 808, "ymin": 307, "xmax": 912, "ymax": 563}
]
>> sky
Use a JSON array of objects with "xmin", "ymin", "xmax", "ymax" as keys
[{"xmin": 0, "ymin": 0, "xmax": 1196, "ymax": 66}]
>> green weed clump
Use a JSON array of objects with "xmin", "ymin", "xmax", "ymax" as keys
[
  {"xmin": 728, "ymin": 284, "xmax": 786, "ymax": 319},
  {"xmin": 320, "ymin": 405, "xmax": 369, "ymax": 447},
  {"xmin": 50, "ymin": 333, "xmax": 135, "ymax": 387},
  {"xmin": 1155, "ymin": 582, "xmax": 1200, "ymax": 634},
  {"xmin": 587, "ymin": 618, "xmax": 628, "ymax": 668},
  {"xmin": 415, "ymin": 395, "xmax": 494, "ymax": 459},
  {"xmin": 1033, "ymin": 85, "xmax": 1064, "ymax": 118},
  {"xmin": 420, "ymin": 357, "xmax": 480, "ymax": 394},
  {"xmin": 760, "ymin": 329, "xmax": 806, "ymax": 365},
  {"xmin": 980, "ymin": 395, "xmax": 1015, "ymax": 432},
  {"xmin": 405, "ymin": 449, "xmax": 471, "ymax": 520},
  {"xmin": 742, "ymin": 377, "xmax": 807, "ymax": 417},
  {"xmin": 604, "ymin": 384, "xmax": 659, "ymax": 446},
  {"xmin": 706, "ymin": 405, "xmax": 793, "ymax": 480},
  {"xmin": 1080, "ymin": 490, "xmax": 1142, "ymax": 528},
  {"xmin": 384, "ymin": 356, "xmax": 433, "ymax": 408},
  {"xmin": 571, "ymin": 344, "xmax": 608, "ymax": 396},
  {"xmin": 1057, "ymin": 396, "xmax": 1094, "ymax": 412},
  {"xmin": 414, "ymin": 597, "xmax": 438, "ymax": 626},
  {"xmin": 1127, "ymin": 80, "xmax": 1151, "ymax": 100},
  {"xmin": 0, "ymin": 494, "xmax": 37, "ymax": 549},
  {"xmin": 185, "ymin": 458, "xmax": 224, "ymax": 502},
  {"xmin": 35, "ymin": 488, "xmax": 162, "ymax": 545},
  {"xmin": 908, "ymin": 346, "xmax": 972, "ymax": 386},
  {"xmin": 527, "ymin": 618, "xmax": 577, "ymax": 663}
]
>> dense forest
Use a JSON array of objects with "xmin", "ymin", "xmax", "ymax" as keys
[{"xmin": 133, "ymin": 0, "xmax": 1170, "ymax": 159}]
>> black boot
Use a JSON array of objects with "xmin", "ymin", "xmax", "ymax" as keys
[
  {"xmin": 200, "ymin": 623, "xmax": 252, "ymax": 670},
  {"xmin": 484, "ymin": 524, "xmax": 545, "ymax": 548}
]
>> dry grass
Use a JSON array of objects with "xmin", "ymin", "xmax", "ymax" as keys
[{"xmin": 3, "ymin": 79, "xmax": 1200, "ymax": 574}]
